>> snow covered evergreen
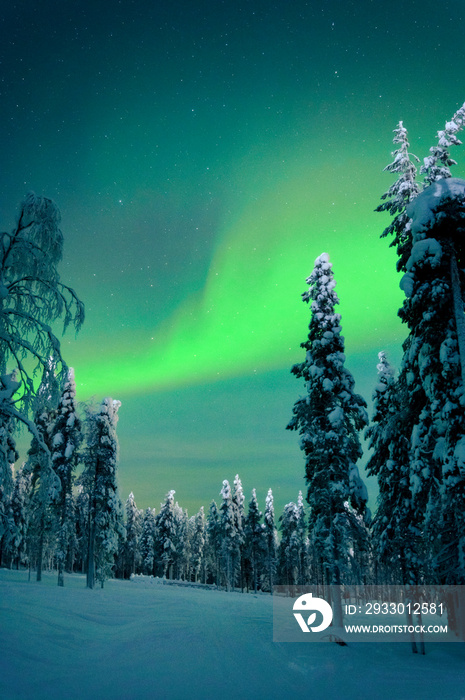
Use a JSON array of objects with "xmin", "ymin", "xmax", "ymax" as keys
[
  {"xmin": 50, "ymin": 368, "xmax": 82, "ymax": 586},
  {"xmin": 81, "ymin": 398, "xmax": 124, "ymax": 588},
  {"xmin": 287, "ymin": 253, "xmax": 370, "ymax": 589},
  {"xmin": 263, "ymin": 488, "xmax": 278, "ymax": 592}
]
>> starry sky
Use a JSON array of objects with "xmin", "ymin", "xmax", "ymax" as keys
[{"xmin": 2, "ymin": 0, "xmax": 465, "ymax": 516}]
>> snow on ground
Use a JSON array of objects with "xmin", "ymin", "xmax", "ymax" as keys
[{"xmin": 1, "ymin": 569, "xmax": 465, "ymax": 700}]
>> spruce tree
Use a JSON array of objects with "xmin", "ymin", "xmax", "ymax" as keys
[
  {"xmin": 191, "ymin": 506, "xmax": 206, "ymax": 583},
  {"xmin": 24, "ymin": 363, "xmax": 60, "ymax": 581},
  {"xmin": 124, "ymin": 492, "xmax": 142, "ymax": 578},
  {"xmin": 206, "ymin": 500, "xmax": 221, "ymax": 586},
  {"xmin": 287, "ymin": 253, "xmax": 369, "ymax": 594},
  {"xmin": 219, "ymin": 480, "xmax": 238, "ymax": 591},
  {"xmin": 81, "ymin": 398, "xmax": 124, "ymax": 588},
  {"xmin": 232, "ymin": 474, "xmax": 245, "ymax": 590},
  {"xmin": 263, "ymin": 488, "xmax": 278, "ymax": 592},
  {"xmin": 155, "ymin": 490, "xmax": 177, "ymax": 578},
  {"xmin": 278, "ymin": 501, "xmax": 301, "ymax": 585},
  {"xmin": 244, "ymin": 489, "xmax": 264, "ymax": 592},
  {"xmin": 50, "ymin": 368, "xmax": 82, "ymax": 586},
  {"xmin": 365, "ymin": 353, "xmax": 418, "ymax": 584},
  {"xmin": 376, "ymin": 121, "xmax": 421, "ymax": 272},
  {"xmin": 8, "ymin": 464, "xmax": 31, "ymax": 569},
  {"xmin": 139, "ymin": 507, "xmax": 156, "ymax": 576}
]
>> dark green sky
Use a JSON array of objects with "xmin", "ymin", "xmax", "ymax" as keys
[{"xmin": 2, "ymin": 0, "xmax": 465, "ymax": 515}]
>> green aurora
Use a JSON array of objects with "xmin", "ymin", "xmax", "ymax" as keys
[{"xmin": 2, "ymin": 0, "xmax": 465, "ymax": 514}]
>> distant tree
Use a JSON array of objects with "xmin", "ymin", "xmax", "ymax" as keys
[
  {"xmin": 155, "ymin": 490, "xmax": 177, "ymax": 578},
  {"xmin": 81, "ymin": 398, "xmax": 124, "ymax": 588},
  {"xmin": 139, "ymin": 507, "xmax": 156, "ymax": 576},
  {"xmin": 123, "ymin": 492, "xmax": 142, "ymax": 578},
  {"xmin": 232, "ymin": 474, "xmax": 245, "ymax": 589},
  {"xmin": 206, "ymin": 500, "xmax": 221, "ymax": 586},
  {"xmin": 7, "ymin": 464, "xmax": 32, "ymax": 569},
  {"xmin": 191, "ymin": 506, "xmax": 206, "ymax": 583},
  {"xmin": 171, "ymin": 502, "xmax": 189, "ymax": 579},
  {"xmin": 287, "ymin": 253, "xmax": 369, "ymax": 604},
  {"xmin": 263, "ymin": 488, "xmax": 278, "ymax": 592},
  {"xmin": 50, "ymin": 368, "xmax": 82, "ymax": 586},
  {"xmin": 219, "ymin": 480, "xmax": 238, "ymax": 591},
  {"xmin": 244, "ymin": 489, "xmax": 264, "ymax": 592},
  {"xmin": 278, "ymin": 501, "xmax": 301, "ymax": 585}
]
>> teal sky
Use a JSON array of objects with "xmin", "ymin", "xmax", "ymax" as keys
[{"xmin": 2, "ymin": 0, "xmax": 465, "ymax": 516}]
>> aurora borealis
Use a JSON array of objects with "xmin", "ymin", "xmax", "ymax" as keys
[{"xmin": 2, "ymin": 0, "xmax": 465, "ymax": 514}]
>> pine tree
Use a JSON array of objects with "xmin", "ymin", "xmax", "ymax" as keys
[
  {"xmin": 50, "ymin": 368, "xmax": 82, "ymax": 586},
  {"xmin": 399, "ymin": 180, "xmax": 465, "ymax": 584},
  {"xmin": 278, "ymin": 501, "xmax": 301, "ymax": 585},
  {"xmin": 421, "ymin": 103, "xmax": 465, "ymax": 186},
  {"xmin": 232, "ymin": 474, "xmax": 245, "ymax": 590},
  {"xmin": 263, "ymin": 488, "xmax": 278, "ymax": 592},
  {"xmin": 219, "ymin": 480, "xmax": 238, "ymax": 591},
  {"xmin": 287, "ymin": 253, "xmax": 369, "ymax": 595},
  {"xmin": 81, "ymin": 398, "xmax": 124, "ymax": 588},
  {"xmin": 124, "ymin": 492, "xmax": 142, "ymax": 578},
  {"xmin": 365, "ymin": 353, "xmax": 418, "ymax": 583},
  {"xmin": 244, "ymin": 489, "xmax": 264, "ymax": 592},
  {"xmin": 376, "ymin": 121, "xmax": 421, "ymax": 272},
  {"xmin": 191, "ymin": 506, "xmax": 206, "ymax": 583},
  {"xmin": 206, "ymin": 500, "xmax": 221, "ymax": 586},
  {"xmin": 155, "ymin": 490, "xmax": 177, "ymax": 578},
  {"xmin": 24, "ymin": 363, "xmax": 60, "ymax": 581},
  {"xmin": 139, "ymin": 507, "xmax": 156, "ymax": 576},
  {"xmin": 8, "ymin": 464, "xmax": 32, "ymax": 569}
]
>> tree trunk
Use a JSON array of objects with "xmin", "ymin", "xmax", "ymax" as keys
[
  {"xmin": 36, "ymin": 520, "xmax": 44, "ymax": 582},
  {"xmin": 450, "ymin": 249, "xmax": 465, "ymax": 385}
]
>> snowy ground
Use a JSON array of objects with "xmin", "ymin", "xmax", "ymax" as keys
[{"xmin": 1, "ymin": 569, "xmax": 465, "ymax": 700}]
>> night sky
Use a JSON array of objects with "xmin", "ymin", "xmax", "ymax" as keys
[{"xmin": 2, "ymin": 0, "xmax": 465, "ymax": 516}]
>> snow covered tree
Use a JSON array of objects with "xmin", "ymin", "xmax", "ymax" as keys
[
  {"xmin": 171, "ymin": 502, "xmax": 189, "ymax": 579},
  {"xmin": 365, "ymin": 352, "xmax": 419, "ymax": 584},
  {"xmin": 278, "ymin": 501, "xmax": 301, "ymax": 585},
  {"xmin": 0, "ymin": 373, "xmax": 20, "ymax": 566},
  {"xmin": 219, "ymin": 480, "xmax": 238, "ymax": 590},
  {"xmin": 376, "ymin": 121, "xmax": 421, "ymax": 272},
  {"xmin": 232, "ymin": 474, "xmax": 245, "ymax": 590},
  {"xmin": 123, "ymin": 492, "xmax": 142, "ymax": 578},
  {"xmin": 190, "ymin": 506, "xmax": 206, "ymax": 582},
  {"xmin": 24, "ymin": 363, "xmax": 60, "ymax": 581},
  {"xmin": 263, "ymin": 488, "xmax": 278, "ymax": 592},
  {"xmin": 244, "ymin": 489, "xmax": 264, "ymax": 592},
  {"xmin": 206, "ymin": 500, "xmax": 221, "ymax": 586},
  {"xmin": 155, "ymin": 490, "xmax": 177, "ymax": 578},
  {"xmin": 0, "ymin": 193, "xmax": 84, "ymax": 420},
  {"xmin": 287, "ymin": 253, "xmax": 369, "ymax": 594},
  {"xmin": 139, "ymin": 507, "xmax": 156, "ymax": 576},
  {"xmin": 397, "ymin": 179, "xmax": 465, "ymax": 584},
  {"xmin": 81, "ymin": 398, "xmax": 124, "ymax": 588},
  {"xmin": 50, "ymin": 368, "xmax": 82, "ymax": 586},
  {"xmin": 421, "ymin": 103, "xmax": 465, "ymax": 186},
  {"xmin": 7, "ymin": 464, "xmax": 32, "ymax": 568}
]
